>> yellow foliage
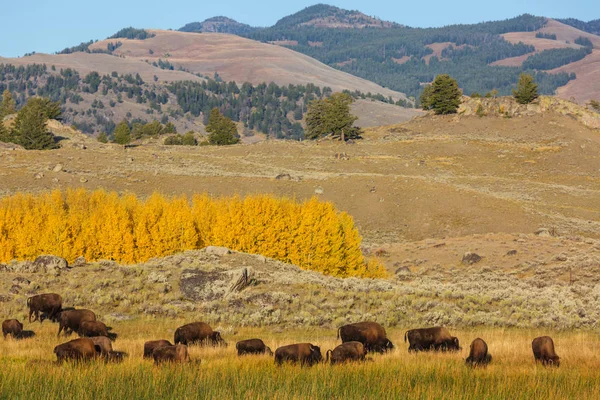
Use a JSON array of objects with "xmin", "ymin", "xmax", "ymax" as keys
[{"xmin": 0, "ymin": 190, "xmax": 387, "ymax": 279}]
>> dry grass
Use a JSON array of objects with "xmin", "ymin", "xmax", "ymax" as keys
[{"xmin": 1, "ymin": 323, "xmax": 600, "ymax": 399}]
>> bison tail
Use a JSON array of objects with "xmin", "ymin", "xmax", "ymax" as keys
[
  {"xmin": 404, "ymin": 331, "xmax": 408, "ymax": 343},
  {"xmin": 26, "ymin": 297, "xmax": 31, "ymax": 307},
  {"xmin": 325, "ymin": 350, "xmax": 332, "ymax": 363},
  {"xmin": 336, "ymin": 327, "xmax": 341, "ymax": 340}
]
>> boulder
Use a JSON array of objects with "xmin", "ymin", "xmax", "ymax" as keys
[
  {"xmin": 33, "ymin": 255, "xmax": 68, "ymax": 272},
  {"xmin": 147, "ymin": 271, "xmax": 169, "ymax": 283},
  {"xmin": 462, "ymin": 252, "xmax": 482, "ymax": 265},
  {"xmin": 535, "ymin": 228, "xmax": 552, "ymax": 237},
  {"xmin": 52, "ymin": 164, "xmax": 63, "ymax": 172},
  {"xmin": 205, "ymin": 246, "xmax": 231, "ymax": 256},
  {"xmin": 12, "ymin": 277, "xmax": 30, "ymax": 285}
]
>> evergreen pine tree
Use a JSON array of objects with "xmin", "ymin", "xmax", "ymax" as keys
[
  {"xmin": 424, "ymin": 74, "xmax": 462, "ymax": 115},
  {"xmin": 25, "ymin": 97, "xmax": 62, "ymax": 120},
  {"xmin": 182, "ymin": 131, "xmax": 197, "ymax": 146},
  {"xmin": 0, "ymin": 120, "xmax": 9, "ymax": 143},
  {"xmin": 0, "ymin": 89, "xmax": 16, "ymax": 119},
  {"xmin": 513, "ymin": 73, "xmax": 539, "ymax": 104},
  {"xmin": 305, "ymin": 92, "xmax": 360, "ymax": 140},
  {"xmin": 113, "ymin": 120, "xmax": 131, "ymax": 145},
  {"xmin": 206, "ymin": 108, "xmax": 240, "ymax": 145},
  {"xmin": 12, "ymin": 101, "xmax": 58, "ymax": 150},
  {"xmin": 97, "ymin": 132, "xmax": 108, "ymax": 143}
]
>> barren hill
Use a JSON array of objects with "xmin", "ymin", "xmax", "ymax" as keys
[{"xmin": 89, "ymin": 30, "xmax": 408, "ymax": 102}]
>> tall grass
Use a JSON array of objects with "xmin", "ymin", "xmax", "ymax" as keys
[
  {"xmin": 0, "ymin": 189, "xmax": 386, "ymax": 278},
  {"xmin": 1, "ymin": 323, "xmax": 599, "ymax": 399}
]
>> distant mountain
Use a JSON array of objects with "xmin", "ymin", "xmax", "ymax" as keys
[
  {"xmin": 179, "ymin": 16, "xmax": 256, "ymax": 35},
  {"xmin": 557, "ymin": 18, "xmax": 600, "ymax": 35},
  {"xmin": 273, "ymin": 4, "xmax": 397, "ymax": 29}
]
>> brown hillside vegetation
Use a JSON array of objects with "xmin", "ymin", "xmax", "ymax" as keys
[{"xmin": 88, "ymin": 31, "xmax": 408, "ymax": 102}]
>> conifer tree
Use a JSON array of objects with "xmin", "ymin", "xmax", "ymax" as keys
[
  {"xmin": 0, "ymin": 120, "xmax": 10, "ymax": 143},
  {"xmin": 513, "ymin": 73, "xmax": 539, "ymax": 104},
  {"xmin": 0, "ymin": 89, "xmax": 16, "ymax": 119},
  {"xmin": 12, "ymin": 101, "xmax": 58, "ymax": 150},
  {"xmin": 97, "ymin": 132, "xmax": 108, "ymax": 143},
  {"xmin": 305, "ymin": 92, "xmax": 360, "ymax": 140},
  {"xmin": 25, "ymin": 97, "xmax": 62, "ymax": 120},
  {"xmin": 206, "ymin": 108, "xmax": 240, "ymax": 145},
  {"xmin": 421, "ymin": 74, "xmax": 462, "ymax": 115},
  {"xmin": 113, "ymin": 120, "xmax": 131, "ymax": 145},
  {"xmin": 182, "ymin": 131, "xmax": 197, "ymax": 146}
]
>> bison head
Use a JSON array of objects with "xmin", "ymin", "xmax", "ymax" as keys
[
  {"xmin": 309, "ymin": 344, "xmax": 322, "ymax": 364},
  {"xmin": 452, "ymin": 337, "xmax": 461, "ymax": 351},
  {"xmin": 265, "ymin": 346, "xmax": 274, "ymax": 356},
  {"xmin": 383, "ymin": 338, "xmax": 394, "ymax": 351},
  {"xmin": 210, "ymin": 331, "xmax": 227, "ymax": 347}
]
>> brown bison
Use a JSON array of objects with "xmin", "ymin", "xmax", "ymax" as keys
[
  {"xmin": 405, "ymin": 327, "xmax": 461, "ymax": 352},
  {"xmin": 54, "ymin": 338, "xmax": 97, "ymax": 362},
  {"xmin": 236, "ymin": 339, "xmax": 273, "ymax": 356},
  {"xmin": 153, "ymin": 344, "xmax": 190, "ymax": 365},
  {"xmin": 2, "ymin": 319, "xmax": 23, "ymax": 339},
  {"xmin": 338, "ymin": 322, "xmax": 394, "ymax": 353},
  {"xmin": 79, "ymin": 320, "xmax": 117, "ymax": 341},
  {"xmin": 532, "ymin": 336, "xmax": 560, "ymax": 367},
  {"xmin": 274, "ymin": 343, "xmax": 322, "ymax": 366},
  {"xmin": 57, "ymin": 309, "xmax": 96, "ymax": 337},
  {"xmin": 105, "ymin": 351, "xmax": 128, "ymax": 363},
  {"xmin": 90, "ymin": 336, "xmax": 113, "ymax": 355},
  {"xmin": 465, "ymin": 338, "xmax": 492, "ymax": 366},
  {"xmin": 174, "ymin": 322, "xmax": 226, "ymax": 346},
  {"xmin": 27, "ymin": 293, "xmax": 62, "ymax": 323},
  {"xmin": 326, "ymin": 341, "xmax": 366, "ymax": 365},
  {"xmin": 144, "ymin": 340, "xmax": 173, "ymax": 359}
]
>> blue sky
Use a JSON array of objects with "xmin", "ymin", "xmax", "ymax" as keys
[{"xmin": 1, "ymin": 0, "xmax": 598, "ymax": 57}]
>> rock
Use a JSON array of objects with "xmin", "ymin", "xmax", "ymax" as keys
[
  {"xmin": 9, "ymin": 285, "xmax": 20, "ymax": 294},
  {"xmin": 72, "ymin": 256, "xmax": 87, "ymax": 267},
  {"xmin": 52, "ymin": 178, "xmax": 59, "ymax": 183},
  {"xmin": 12, "ymin": 277, "xmax": 30, "ymax": 285},
  {"xmin": 535, "ymin": 228, "xmax": 552, "ymax": 237},
  {"xmin": 275, "ymin": 173, "xmax": 292, "ymax": 180},
  {"xmin": 395, "ymin": 266, "xmax": 411, "ymax": 274},
  {"xmin": 34, "ymin": 172, "xmax": 44, "ymax": 179},
  {"xmin": 256, "ymin": 255, "xmax": 267, "ymax": 264},
  {"xmin": 147, "ymin": 271, "xmax": 169, "ymax": 284},
  {"xmin": 33, "ymin": 255, "xmax": 68, "ymax": 273},
  {"xmin": 554, "ymin": 254, "xmax": 568, "ymax": 262},
  {"xmin": 506, "ymin": 250, "xmax": 518, "ymax": 256},
  {"xmin": 105, "ymin": 313, "xmax": 134, "ymax": 322},
  {"xmin": 314, "ymin": 187, "xmax": 324, "ymax": 195},
  {"xmin": 205, "ymin": 246, "xmax": 231, "ymax": 256},
  {"xmin": 0, "ymin": 294, "xmax": 12, "ymax": 302},
  {"xmin": 52, "ymin": 164, "xmax": 63, "ymax": 172},
  {"xmin": 462, "ymin": 252, "xmax": 482, "ymax": 265},
  {"xmin": 79, "ymin": 177, "xmax": 88, "ymax": 183}
]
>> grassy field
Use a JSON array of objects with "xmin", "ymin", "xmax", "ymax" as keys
[{"xmin": 1, "ymin": 322, "xmax": 599, "ymax": 399}]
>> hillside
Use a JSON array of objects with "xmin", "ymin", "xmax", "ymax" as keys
[
  {"xmin": 272, "ymin": 4, "xmax": 397, "ymax": 29},
  {"xmin": 179, "ymin": 17, "xmax": 256, "ymax": 35}
]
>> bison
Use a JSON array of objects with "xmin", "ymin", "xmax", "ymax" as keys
[
  {"xmin": 236, "ymin": 339, "xmax": 273, "ymax": 356},
  {"xmin": 144, "ymin": 340, "xmax": 173, "ymax": 359},
  {"xmin": 153, "ymin": 344, "xmax": 190, "ymax": 365},
  {"xmin": 405, "ymin": 327, "xmax": 461, "ymax": 352},
  {"xmin": 27, "ymin": 293, "xmax": 62, "ymax": 323},
  {"xmin": 465, "ymin": 338, "xmax": 492, "ymax": 366},
  {"xmin": 79, "ymin": 320, "xmax": 117, "ymax": 341},
  {"xmin": 532, "ymin": 336, "xmax": 560, "ymax": 367},
  {"xmin": 105, "ymin": 351, "xmax": 128, "ymax": 363},
  {"xmin": 174, "ymin": 322, "xmax": 226, "ymax": 347},
  {"xmin": 2, "ymin": 319, "xmax": 23, "ymax": 339},
  {"xmin": 274, "ymin": 343, "xmax": 322, "ymax": 366},
  {"xmin": 57, "ymin": 309, "xmax": 96, "ymax": 337},
  {"xmin": 338, "ymin": 322, "xmax": 394, "ymax": 353},
  {"xmin": 90, "ymin": 336, "xmax": 113, "ymax": 355},
  {"xmin": 54, "ymin": 338, "xmax": 97, "ymax": 362},
  {"xmin": 326, "ymin": 341, "xmax": 366, "ymax": 365}
]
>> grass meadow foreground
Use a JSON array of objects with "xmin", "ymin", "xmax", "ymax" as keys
[{"xmin": 1, "ymin": 322, "xmax": 600, "ymax": 399}]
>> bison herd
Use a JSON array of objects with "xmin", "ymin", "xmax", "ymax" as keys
[{"xmin": 2, "ymin": 293, "xmax": 562, "ymax": 368}]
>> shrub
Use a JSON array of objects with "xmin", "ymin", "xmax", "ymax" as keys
[
  {"xmin": 164, "ymin": 135, "xmax": 183, "ymax": 145},
  {"xmin": 513, "ymin": 73, "xmax": 538, "ymax": 104},
  {"xmin": 0, "ymin": 190, "xmax": 387, "ymax": 278}
]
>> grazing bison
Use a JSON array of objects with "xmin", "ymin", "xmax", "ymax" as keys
[
  {"xmin": 236, "ymin": 339, "xmax": 273, "ymax": 356},
  {"xmin": 57, "ymin": 309, "xmax": 96, "ymax": 337},
  {"xmin": 275, "ymin": 343, "xmax": 322, "ymax": 366},
  {"xmin": 79, "ymin": 321, "xmax": 117, "ymax": 341},
  {"xmin": 153, "ymin": 344, "xmax": 190, "ymax": 365},
  {"xmin": 144, "ymin": 340, "xmax": 173, "ymax": 359},
  {"xmin": 105, "ymin": 351, "xmax": 128, "ymax": 363},
  {"xmin": 27, "ymin": 293, "xmax": 62, "ymax": 323},
  {"xmin": 465, "ymin": 338, "xmax": 492, "ymax": 366},
  {"xmin": 2, "ymin": 319, "xmax": 23, "ymax": 339},
  {"xmin": 90, "ymin": 336, "xmax": 113, "ymax": 355},
  {"xmin": 174, "ymin": 322, "xmax": 226, "ymax": 346},
  {"xmin": 326, "ymin": 341, "xmax": 366, "ymax": 365},
  {"xmin": 338, "ymin": 322, "xmax": 394, "ymax": 353},
  {"xmin": 405, "ymin": 327, "xmax": 461, "ymax": 352},
  {"xmin": 532, "ymin": 336, "xmax": 560, "ymax": 367},
  {"xmin": 54, "ymin": 338, "xmax": 97, "ymax": 362}
]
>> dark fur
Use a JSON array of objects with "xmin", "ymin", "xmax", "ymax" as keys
[
  {"xmin": 274, "ymin": 343, "xmax": 322, "ymax": 366},
  {"xmin": 57, "ymin": 309, "xmax": 96, "ymax": 337},
  {"xmin": 2, "ymin": 319, "xmax": 23, "ymax": 339},
  {"xmin": 54, "ymin": 338, "xmax": 97, "ymax": 362},
  {"xmin": 27, "ymin": 293, "xmax": 62, "ymax": 323},
  {"xmin": 326, "ymin": 341, "xmax": 366, "ymax": 365},
  {"xmin": 79, "ymin": 320, "xmax": 117, "ymax": 341},
  {"xmin": 153, "ymin": 344, "xmax": 190, "ymax": 365},
  {"xmin": 338, "ymin": 321, "xmax": 394, "ymax": 353},
  {"xmin": 465, "ymin": 338, "xmax": 492, "ymax": 366},
  {"xmin": 532, "ymin": 336, "xmax": 560, "ymax": 367},
  {"xmin": 236, "ymin": 339, "xmax": 273, "ymax": 356},
  {"xmin": 174, "ymin": 322, "xmax": 226, "ymax": 346},
  {"xmin": 144, "ymin": 340, "xmax": 173, "ymax": 359},
  {"xmin": 404, "ymin": 327, "xmax": 461, "ymax": 352}
]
